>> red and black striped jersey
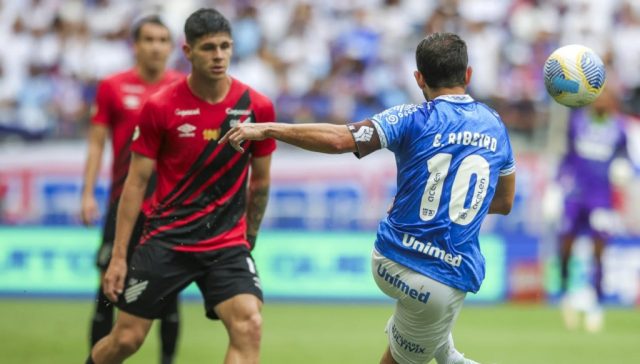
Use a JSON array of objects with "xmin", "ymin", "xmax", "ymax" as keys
[
  {"xmin": 91, "ymin": 68, "xmax": 183, "ymax": 203},
  {"xmin": 131, "ymin": 77, "xmax": 276, "ymax": 252}
]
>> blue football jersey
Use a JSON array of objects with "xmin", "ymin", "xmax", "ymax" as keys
[{"xmin": 351, "ymin": 95, "xmax": 515, "ymax": 293}]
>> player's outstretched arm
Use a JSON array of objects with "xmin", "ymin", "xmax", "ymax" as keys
[
  {"xmin": 488, "ymin": 172, "xmax": 516, "ymax": 215},
  {"xmin": 81, "ymin": 124, "xmax": 108, "ymax": 225},
  {"xmin": 103, "ymin": 152, "xmax": 154, "ymax": 302},
  {"xmin": 220, "ymin": 122, "xmax": 357, "ymax": 154}
]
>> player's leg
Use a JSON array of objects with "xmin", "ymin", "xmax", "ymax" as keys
[
  {"xmin": 126, "ymin": 212, "xmax": 181, "ymax": 364},
  {"xmin": 198, "ymin": 246, "xmax": 264, "ymax": 364},
  {"xmin": 433, "ymin": 334, "xmax": 480, "ymax": 364},
  {"xmin": 90, "ymin": 271, "xmax": 114, "ymax": 346},
  {"xmin": 89, "ymin": 242, "xmax": 196, "ymax": 363},
  {"xmin": 380, "ymin": 345, "xmax": 398, "ymax": 364},
  {"xmin": 372, "ymin": 249, "xmax": 468, "ymax": 364},
  {"xmin": 88, "ymin": 311, "xmax": 153, "ymax": 364},
  {"xmin": 591, "ymin": 234, "xmax": 606, "ymax": 304},
  {"xmin": 90, "ymin": 203, "xmax": 119, "ymax": 347},
  {"xmin": 159, "ymin": 296, "xmax": 180, "ymax": 364},
  {"xmin": 584, "ymin": 231, "xmax": 606, "ymax": 333},
  {"xmin": 558, "ymin": 200, "xmax": 582, "ymax": 329},
  {"xmin": 559, "ymin": 233, "xmax": 576, "ymax": 296},
  {"xmin": 215, "ymin": 294, "xmax": 263, "ymax": 363},
  {"xmin": 558, "ymin": 200, "xmax": 582, "ymax": 298}
]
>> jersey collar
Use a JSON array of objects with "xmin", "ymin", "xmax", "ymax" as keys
[{"xmin": 433, "ymin": 94, "xmax": 474, "ymax": 103}]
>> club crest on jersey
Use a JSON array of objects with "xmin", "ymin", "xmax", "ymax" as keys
[
  {"xmin": 230, "ymin": 116, "xmax": 251, "ymax": 128},
  {"xmin": 203, "ymin": 128, "xmax": 221, "ymax": 141},
  {"xmin": 177, "ymin": 123, "xmax": 196, "ymax": 137}
]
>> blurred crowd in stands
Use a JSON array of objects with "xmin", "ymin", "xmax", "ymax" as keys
[{"xmin": 0, "ymin": 0, "xmax": 639, "ymax": 144}]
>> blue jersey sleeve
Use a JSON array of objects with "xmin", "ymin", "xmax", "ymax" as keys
[
  {"xmin": 500, "ymin": 126, "xmax": 516, "ymax": 176},
  {"xmin": 370, "ymin": 104, "xmax": 421, "ymax": 152}
]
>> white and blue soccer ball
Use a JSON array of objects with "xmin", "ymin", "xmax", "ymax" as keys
[{"xmin": 543, "ymin": 44, "xmax": 606, "ymax": 108}]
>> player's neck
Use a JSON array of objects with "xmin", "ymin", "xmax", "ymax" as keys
[
  {"xmin": 426, "ymin": 86, "xmax": 467, "ymax": 100},
  {"xmin": 187, "ymin": 74, "xmax": 232, "ymax": 104},
  {"xmin": 136, "ymin": 65, "xmax": 165, "ymax": 84}
]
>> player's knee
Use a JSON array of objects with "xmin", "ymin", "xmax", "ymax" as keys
[
  {"xmin": 113, "ymin": 329, "xmax": 146, "ymax": 355},
  {"xmin": 229, "ymin": 312, "xmax": 262, "ymax": 345}
]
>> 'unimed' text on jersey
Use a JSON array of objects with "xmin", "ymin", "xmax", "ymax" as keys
[
  {"xmin": 131, "ymin": 78, "xmax": 276, "ymax": 252},
  {"xmin": 349, "ymin": 95, "xmax": 515, "ymax": 293}
]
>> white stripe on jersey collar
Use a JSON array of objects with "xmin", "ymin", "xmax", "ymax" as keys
[{"xmin": 433, "ymin": 94, "xmax": 474, "ymax": 103}]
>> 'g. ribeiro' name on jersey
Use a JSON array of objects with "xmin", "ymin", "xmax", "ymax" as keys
[
  {"xmin": 131, "ymin": 78, "xmax": 276, "ymax": 252},
  {"xmin": 91, "ymin": 69, "xmax": 183, "ymax": 203},
  {"xmin": 348, "ymin": 95, "xmax": 515, "ymax": 293}
]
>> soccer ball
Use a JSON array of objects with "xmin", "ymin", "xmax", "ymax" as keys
[{"xmin": 543, "ymin": 44, "xmax": 606, "ymax": 108}]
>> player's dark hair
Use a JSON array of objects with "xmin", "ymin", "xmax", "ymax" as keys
[
  {"xmin": 132, "ymin": 15, "xmax": 169, "ymax": 41},
  {"xmin": 184, "ymin": 8, "xmax": 232, "ymax": 45},
  {"xmin": 415, "ymin": 33, "xmax": 468, "ymax": 89}
]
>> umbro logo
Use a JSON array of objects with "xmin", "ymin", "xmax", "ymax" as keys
[{"xmin": 178, "ymin": 123, "xmax": 196, "ymax": 137}]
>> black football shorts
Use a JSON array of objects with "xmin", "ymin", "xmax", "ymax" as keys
[{"xmin": 116, "ymin": 243, "xmax": 263, "ymax": 320}]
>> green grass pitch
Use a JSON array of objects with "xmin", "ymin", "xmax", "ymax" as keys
[{"xmin": 1, "ymin": 299, "xmax": 638, "ymax": 363}]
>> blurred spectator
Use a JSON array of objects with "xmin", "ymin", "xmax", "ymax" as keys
[{"xmin": 0, "ymin": 0, "xmax": 639, "ymax": 143}]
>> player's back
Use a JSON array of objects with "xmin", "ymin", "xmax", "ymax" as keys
[{"xmin": 372, "ymin": 95, "xmax": 515, "ymax": 293}]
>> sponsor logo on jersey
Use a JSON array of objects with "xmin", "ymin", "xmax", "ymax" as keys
[
  {"xmin": 203, "ymin": 128, "xmax": 221, "ymax": 141},
  {"xmin": 121, "ymin": 84, "xmax": 145, "ymax": 94},
  {"xmin": 390, "ymin": 324, "xmax": 426, "ymax": 354},
  {"xmin": 177, "ymin": 123, "xmax": 196, "ymax": 137},
  {"xmin": 226, "ymin": 108, "xmax": 252, "ymax": 116},
  {"xmin": 175, "ymin": 108, "xmax": 201, "ymax": 117},
  {"xmin": 123, "ymin": 94, "xmax": 140, "ymax": 109},
  {"xmin": 376, "ymin": 264, "xmax": 431, "ymax": 304},
  {"xmin": 401, "ymin": 233, "xmax": 462, "ymax": 267}
]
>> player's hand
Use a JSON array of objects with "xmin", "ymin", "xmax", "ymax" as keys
[
  {"xmin": 103, "ymin": 257, "xmax": 127, "ymax": 302},
  {"xmin": 81, "ymin": 193, "xmax": 99, "ymax": 226},
  {"xmin": 219, "ymin": 123, "xmax": 268, "ymax": 153}
]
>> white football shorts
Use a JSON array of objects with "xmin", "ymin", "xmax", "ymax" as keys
[{"xmin": 372, "ymin": 248, "xmax": 466, "ymax": 364}]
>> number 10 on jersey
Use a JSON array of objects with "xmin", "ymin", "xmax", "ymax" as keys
[{"xmin": 420, "ymin": 153, "xmax": 490, "ymax": 226}]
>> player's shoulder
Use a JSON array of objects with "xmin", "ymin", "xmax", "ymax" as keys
[
  {"xmin": 163, "ymin": 69, "xmax": 185, "ymax": 83},
  {"xmin": 371, "ymin": 103, "xmax": 425, "ymax": 124},
  {"xmin": 232, "ymin": 77, "xmax": 273, "ymax": 108},
  {"xmin": 475, "ymin": 101, "xmax": 502, "ymax": 121},
  {"xmin": 100, "ymin": 68, "xmax": 137, "ymax": 86},
  {"xmin": 146, "ymin": 78, "xmax": 185, "ymax": 109}
]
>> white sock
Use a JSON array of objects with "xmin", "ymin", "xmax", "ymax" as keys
[{"xmin": 434, "ymin": 333, "xmax": 481, "ymax": 364}]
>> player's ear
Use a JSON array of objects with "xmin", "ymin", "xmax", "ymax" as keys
[
  {"xmin": 182, "ymin": 42, "xmax": 192, "ymax": 61},
  {"xmin": 465, "ymin": 66, "xmax": 472, "ymax": 86},
  {"xmin": 414, "ymin": 70, "xmax": 426, "ymax": 89}
]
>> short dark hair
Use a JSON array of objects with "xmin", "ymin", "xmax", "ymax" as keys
[
  {"xmin": 132, "ymin": 15, "xmax": 169, "ymax": 41},
  {"xmin": 184, "ymin": 8, "xmax": 232, "ymax": 44},
  {"xmin": 415, "ymin": 33, "xmax": 468, "ymax": 89}
]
